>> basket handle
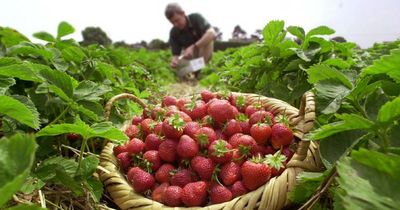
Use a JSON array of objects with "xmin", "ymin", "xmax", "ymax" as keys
[
  {"xmin": 104, "ymin": 93, "xmax": 147, "ymax": 121},
  {"xmin": 292, "ymin": 91, "xmax": 316, "ymax": 162}
]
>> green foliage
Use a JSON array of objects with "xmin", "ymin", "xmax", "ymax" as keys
[{"xmin": 0, "ymin": 134, "xmax": 37, "ymax": 207}]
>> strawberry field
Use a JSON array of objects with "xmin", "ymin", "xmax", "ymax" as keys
[{"xmin": 1, "ymin": 20, "xmax": 400, "ymax": 210}]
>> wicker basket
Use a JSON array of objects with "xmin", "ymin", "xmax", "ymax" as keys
[{"xmin": 98, "ymin": 91, "xmax": 323, "ymax": 210}]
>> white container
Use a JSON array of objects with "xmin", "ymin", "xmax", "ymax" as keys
[{"xmin": 177, "ymin": 57, "xmax": 205, "ymax": 77}]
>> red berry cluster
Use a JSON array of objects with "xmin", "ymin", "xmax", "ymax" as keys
[{"xmin": 113, "ymin": 90, "xmax": 295, "ymax": 207}]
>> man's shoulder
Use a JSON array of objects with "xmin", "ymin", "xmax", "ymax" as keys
[{"xmin": 188, "ymin": 13, "xmax": 203, "ymax": 21}]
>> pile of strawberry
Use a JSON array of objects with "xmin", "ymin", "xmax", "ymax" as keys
[{"xmin": 113, "ymin": 90, "xmax": 296, "ymax": 207}]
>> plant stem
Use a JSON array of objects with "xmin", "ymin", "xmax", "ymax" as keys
[
  {"xmin": 76, "ymin": 137, "xmax": 88, "ymax": 173},
  {"xmin": 48, "ymin": 105, "xmax": 70, "ymax": 125}
]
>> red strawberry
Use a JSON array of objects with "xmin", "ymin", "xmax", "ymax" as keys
[
  {"xmin": 250, "ymin": 123, "xmax": 272, "ymax": 145},
  {"xmin": 207, "ymin": 99, "xmax": 235, "ymax": 123},
  {"xmin": 182, "ymin": 100, "xmax": 207, "ymax": 120},
  {"xmin": 176, "ymin": 98, "xmax": 191, "ymax": 110},
  {"xmin": 183, "ymin": 121, "xmax": 201, "ymax": 139},
  {"xmin": 113, "ymin": 144, "xmax": 127, "ymax": 156},
  {"xmin": 245, "ymin": 103, "xmax": 264, "ymax": 117},
  {"xmin": 215, "ymin": 129, "xmax": 228, "ymax": 141},
  {"xmin": 282, "ymin": 146, "xmax": 294, "ymax": 163},
  {"xmin": 233, "ymin": 135, "xmax": 256, "ymax": 157},
  {"xmin": 66, "ymin": 133, "xmax": 80, "ymax": 141},
  {"xmin": 177, "ymin": 135, "xmax": 199, "ymax": 158},
  {"xmin": 271, "ymin": 123, "xmax": 293, "ymax": 149},
  {"xmin": 236, "ymin": 114, "xmax": 251, "ymax": 134},
  {"xmin": 143, "ymin": 150, "xmax": 162, "ymax": 171},
  {"xmin": 162, "ymin": 95, "xmax": 178, "ymax": 107},
  {"xmin": 228, "ymin": 133, "xmax": 244, "ymax": 148},
  {"xmin": 141, "ymin": 118, "xmax": 155, "ymax": 135},
  {"xmin": 124, "ymin": 124, "xmax": 140, "ymax": 139},
  {"xmin": 219, "ymin": 162, "xmax": 241, "ymax": 186},
  {"xmin": 208, "ymin": 140, "xmax": 233, "ymax": 164},
  {"xmin": 151, "ymin": 182, "xmax": 169, "ymax": 203},
  {"xmin": 251, "ymin": 144, "xmax": 267, "ymax": 156},
  {"xmin": 182, "ymin": 181, "xmax": 208, "ymax": 207},
  {"xmin": 230, "ymin": 180, "xmax": 248, "ymax": 197},
  {"xmin": 210, "ymin": 184, "xmax": 233, "ymax": 204},
  {"xmin": 162, "ymin": 114, "xmax": 185, "ymax": 139},
  {"xmin": 127, "ymin": 167, "xmax": 155, "ymax": 193},
  {"xmin": 231, "ymin": 149, "xmax": 245, "ymax": 165},
  {"xmin": 155, "ymin": 163, "xmax": 175, "ymax": 183},
  {"xmin": 201, "ymin": 89, "xmax": 215, "ymax": 103},
  {"xmin": 264, "ymin": 150, "xmax": 287, "ymax": 177},
  {"xmin": 223, "ymin": 119, "xmax": 242, "ymax": 137},
  {"xmin": 201, "ymin": 115, "xmax": 214, "ymax": 127},
  {"xmin": 191, "ymin": 156, "xmax": 216, "ymax": 181},
  {"xmin": 249, "ymin": 111, "xmax": 274, "ymax": 125},
  {"xmin": 164, "ymin": 186, "xmax": 183, "ymax": 207},
  {"xmin": 241, "ymin": 156, "xmax": 272, "ymax": 190},
  {"xmin": 144, "ymin": 134, "xmax": 163, "ymax": 151},
  {"xmin": 165, "ymin": 105, "xmax": 179, "ymax": 112},
  {"xmin": 153, "ymin": 122, "xmax": 163, "ymax": 136},
  {"xmin": 116, "ymin": 152, "xmax": 131, "ymax": 171},
  {"xmin": 151, "ymin": 106, "xmax": 166, "ymax": 121},
  {"xmin": 195, "ymin": 127, "xmax": 217, "ymax": 148},
  {"xmin": 131, "ymin": 116, "xmax": 142, "ymax": 125},
  {"xmin": 125, "ymin": 138, "xmax": 145, "ymax": 154},
  {"xmin": 230, "ymin": 94, "xmax": 247, "ymax": 112},
  {"xmin": 170, "ymin": 169, "xmax": 192, "ymax": 187},
  {"xmin": 158, "ymin": 139, "xmax": 178, "ymax": 162}
]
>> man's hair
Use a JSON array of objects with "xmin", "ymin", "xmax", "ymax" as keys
[{"xmin": 165, "ymin": 3, "xmax": 184, "ymax": 19}]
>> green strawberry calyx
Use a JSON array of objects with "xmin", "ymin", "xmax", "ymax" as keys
[{"xmin": 264, "ymin": 150, "xmax": 287, "ymax": 170}]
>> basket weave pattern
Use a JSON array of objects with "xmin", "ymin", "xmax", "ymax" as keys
[{"xmin": 99, "ymin": 92, "xmax": 323, "ymax": 210}]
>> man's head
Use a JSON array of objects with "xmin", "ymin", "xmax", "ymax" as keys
[{"xmin": 165, "ymin": 3, "xmax": 187, "ymax": 30}]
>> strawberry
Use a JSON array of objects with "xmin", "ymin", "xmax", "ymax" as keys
[
  {"xmin": 228, "ymin": 133, "xmax": 244, "ymax": 148},
  {"xmin": 201, "ymin": 115, "xmax": 214, "ymax": 127},
  {"xmin": 155, "ymin": 163, "xmax": 175, "ymax": 183},
  {"xmin": 143, "ymin": 150, "xmax": 162, "ymax": 171},
  {"xmin": 144, "ymin": 134, "xmax": 163, "ymax": 151},
  {"xmin": 153, "ymin": 122, "xmax": 163, "ymax": 136},
  {"xmin": 124, "ymin": 124, "xmax": 140, "ymax": 139},
  {"xmin": 201, "ymin": 89, "xmax": 215, "ymax": 103},
  {"xmin": 249, "ymin": 111, "xmax": 274, "ymax": 125},
  {"xmin": 158, "ymin": 139, "xmax": 178, "ymax": 163},
  {"xmin": 162, "ymin": 95, "xmax": 178, "ymax": 107},
  {"xmin": 66, "ymin": 133, "xmax": 80, "ymax": 141},
  {"xmin": 162, "ymin": 114, "xmax": 185, "ymax": 139},
  {"xmin": 125, "ymin": 138, "xmax": 145, "ymax": 154},
  {"xmin": 182, "ymin": 100, "xmax": 207, "ymax": 120},
  {"xmin": 177, "ymin": 135, "xmax": 199, "ymax": 158},
  {"xmin": 282, "ymin": 146, "xmax": 294, "ymax": 163},
  {"xmin": 250, "ymin": 123, "xmax": 272, "ymax": 145},
  {"xmin": 113, "ymin": 144, "xmax": 127, "ymax": 156},
  {"xmin": 208, "ymin": 140, "xmax": 233, "ymax": 164},
  {"xmin": 219, "ymin": 162, "xmax": 241, "ymax": 186},
  {"xmin": 271, "ymin": 122, "xmax": 293, "ymax": 149},
  {"xmin": 207, "ymin": 99, "xmax": 236, "ymax": 123},
  {"xmin": 230, "ymin": 94, "xmax": 247, "ymax": 112},
  {"xmin": 195, "ymin": 127, "xmax": 217, "ymax": 148},
  {"xmin": 244, "ymin": 103, "xmax": 264, "ymax": 117},
  {"xmin": 141, "ymin": 118, "xmax": 155, "ymax": 135},
  {"xmin": 250, "ymin": 144, "xmax": 267, "ymax": 156},
  {"xmin": 116, "ymin": 152, "xmax": 131, "ymax": 171},
  {"xmin": 241, "ymin": 156, "xmax": 272, "ymax": 190},
  {"xmin": 236, "ymin": 113, "xmax": 251, "ymax": 134},
  {"xmin": 127, "ymin": 167, "xmax": 155, "ymax": 193},
  {"xmin": 165, "ymin": 105, "xmax": 179, "ymax": 112},
  {"xmin": 151, "ymin": 182, "xmax": 169, "ymax": 203},
  {"xmin": 170, "ymin": 169, "xmax": 192, "ymax": 187},
  {"xmin": 131, "ymin": 116, "xmax": 142, "ymax": 125},
  {"xmin": 151, "ymin": 106, "xmax": 166, "ymax": 121},
  {"xmin": 191, "ymin": 156, "xmax": 216, "ymax": 181},
  {"xmin": 264, "ymin": 150, "xmax": 287, "ymax": 177},
  {"xmin": 214, "ymin": 129, "xmax": 228, "ymax": 141},
  {"xmin": 164, "ymin": 186, "xmax": 183, "ymax": 207},
  {"xmin": 223, "ymin": 119, "xmax": 242, "ymax": 137},
  {"xmin": 233, "ymin": 135, "xmax": 256, "ymax": 157},
  {"xmin": 183, "ymin": 121, "xmax": 201, "ymax": 139},
  {"xmin": 176, "ymin": 98, "xmax": 191, "ymax": 110},
  {"xmin": 182, "ymin": 181, "xmax": 208, "ymax": 207},
  {"xmin": 210, "ymin": 184, "xmax": 233, "ymax": 204},
  {"xmin": 230, "ymin": 180, "xmax": 248, "ymax": 197},
  {"xmin": 231, "ymin": 149, "xmax": 245, "ymax": 165}
]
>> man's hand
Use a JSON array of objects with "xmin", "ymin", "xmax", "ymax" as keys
[
  {"xmin": 170, "ymin": 56, "xmax": 179, "ymax": 68},
  {"xmin": 183, "ymin": 44, "xmax": 196, "ymax": 59}
]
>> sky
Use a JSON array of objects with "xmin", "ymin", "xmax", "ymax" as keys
[{"xmin": 1, "ymin": 0, "xmax": 400, "ymax": 48}]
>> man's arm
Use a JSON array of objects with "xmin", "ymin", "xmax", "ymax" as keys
[{"xmin": 183, "ymin": 28, "xmax": 216, "ymax": 58}]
